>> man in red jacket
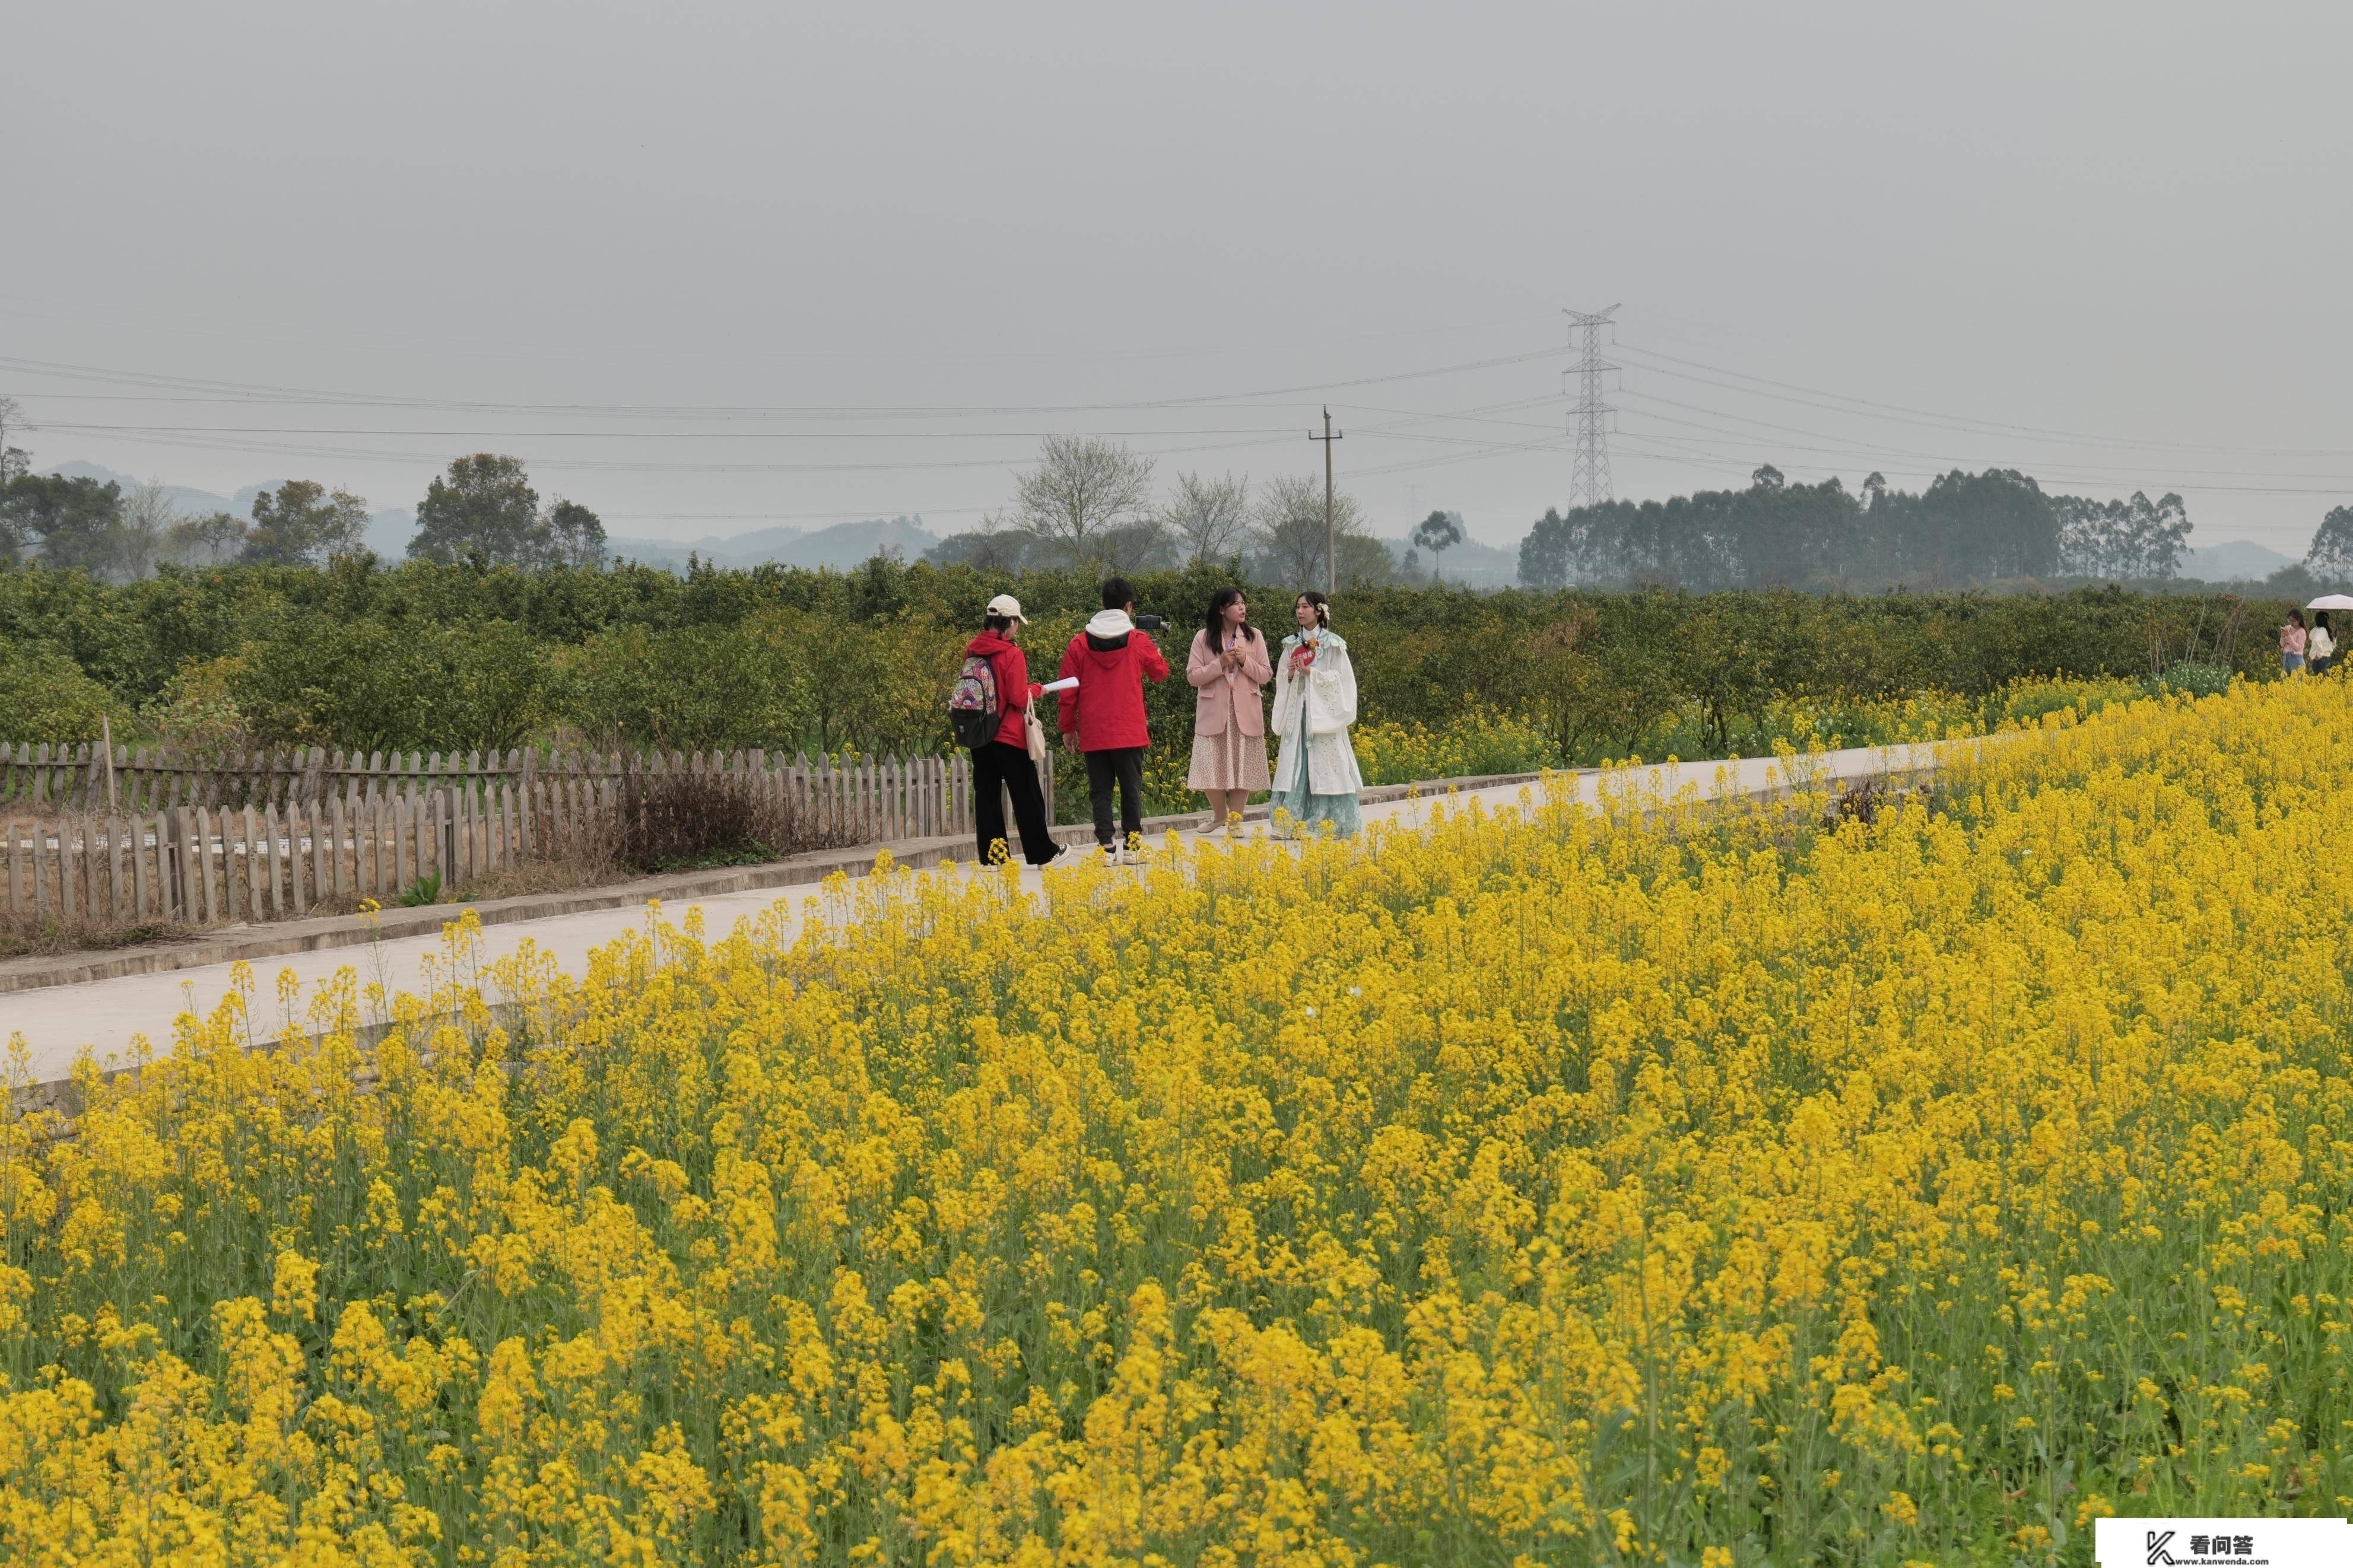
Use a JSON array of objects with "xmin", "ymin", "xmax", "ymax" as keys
[{"xmin": 1056, "ymin": 575, "xmax": 1169, "ymax": 860}]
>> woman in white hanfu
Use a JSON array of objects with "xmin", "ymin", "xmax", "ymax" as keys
[{"xmin": 1269, "ymin": 590, "xmax": 1364, "ymax": 838}]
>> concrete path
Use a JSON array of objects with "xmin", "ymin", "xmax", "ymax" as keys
[{"xmin": 3, "ymin": 742, "xmax": 1939, "ymax": 1086}]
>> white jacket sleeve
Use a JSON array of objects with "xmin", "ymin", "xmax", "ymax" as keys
[{"xmin": 1308, "ymin": 644, "xmax": 1357, "ymax": 734}]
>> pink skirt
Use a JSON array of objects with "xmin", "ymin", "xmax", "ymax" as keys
[{"xmin": 1187, "ymin": 723, "xmax": 1270, "ymax": 792}]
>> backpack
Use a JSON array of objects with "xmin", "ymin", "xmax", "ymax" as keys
[{"xmin": 948, "ymin": 653, "xmax": 1000, "ymax": 748}]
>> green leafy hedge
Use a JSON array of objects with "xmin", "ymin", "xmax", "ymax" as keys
[{"xmin": 0, "ymin": 556, "xmax": 2291, "ymax": 785}]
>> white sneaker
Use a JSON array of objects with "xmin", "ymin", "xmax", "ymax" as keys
[{"xmin": 1098, "ymin": 842, "xmax": 1120, "ymax": 866}]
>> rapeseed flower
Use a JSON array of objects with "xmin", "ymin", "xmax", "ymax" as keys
[{"xmin": 1, "ymin": 676, "xmax": 2348, "ymax": 1561}]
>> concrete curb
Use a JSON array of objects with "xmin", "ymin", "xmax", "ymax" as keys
[{"xmin": 0, "ymin": 768, "xmax": 1563, "ymax": 998}]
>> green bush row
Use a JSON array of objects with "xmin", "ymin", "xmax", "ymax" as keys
[{"xmin": 0, "ymin": 555, "xmax": 2291, "ymax": 780}]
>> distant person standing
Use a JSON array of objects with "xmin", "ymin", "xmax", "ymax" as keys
[
  {"xmin": 2281, "ymin": 609, "xmax": 2308, "ymax": 675},
  {"xmin": 2310, "ymin": 611, "xmax": 2336, "ymax": 675},
  {"xmin": 952, "ymin": 594, "xmax": 1061, "ymax": 866},
  {"xmin": 1185, "ymin": 587, "xmax": 1272, "ymax": 835},
  {"xmin": 1270, "ymin": 590, "xmax": 1364, "ymax": 839},
  {"xmin": 1057, "ymin": 576, "xmax": 1170, "ymax": 861}
]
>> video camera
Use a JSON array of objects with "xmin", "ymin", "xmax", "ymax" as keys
[{"xmin": 1133, "ymin": 613, "xmax": 1168, "ymax": 632}]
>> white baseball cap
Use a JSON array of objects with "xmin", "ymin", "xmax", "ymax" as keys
[{"xmin": 985, "ymin": 593, "xmax": 1026, "ymax": 622}]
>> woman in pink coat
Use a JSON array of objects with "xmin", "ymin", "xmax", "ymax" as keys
[{"xmin": 1186, "ymin": 586, "xmax": 1274, "ymax": 834}]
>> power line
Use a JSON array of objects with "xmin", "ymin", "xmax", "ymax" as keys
[
  {"xmin": 0, "ymin": 288, "xmax": 1561, "ymax": 368},
  {"xmin": 1612, "ymin": 341, "xmax": 2353, "ymax": 459},
  {"xmin": 0, "ymin": 345, "xmax": 1564, "ymax": 421},
  {"xmin": 39, "ymin": 426, "xmax": 1309, "ymax": 475},
  {"xmin": 28, "ymin": 422, "xmax": 1298, "ymax": 440}
]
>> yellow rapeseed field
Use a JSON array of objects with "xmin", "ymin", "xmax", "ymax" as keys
[{"xmin": 4, "ymin": 676, "xmax": 2351, "ymax": 1566}]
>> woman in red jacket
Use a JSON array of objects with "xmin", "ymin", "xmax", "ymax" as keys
[{"xmin": 962, "ymin": 594, "xmax": 1063, "ymax": 866}]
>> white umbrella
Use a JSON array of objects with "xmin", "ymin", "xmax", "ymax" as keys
[{"xmin": 2310, "ymin": 594, "xmax": 2353, "ymax": 610}]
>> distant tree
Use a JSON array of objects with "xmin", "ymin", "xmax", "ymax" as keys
[
  {"xmin": 166, "ymin": 511, "xmax": 252, "ymax": 567},
  {"xmin": 2265, "ymin": 561, "xmax": 2325, "ymax": 601},
  {"xmin": 410, "ymin": 454, "xmax": 542, "ymax": 565},
  {"xmin": 113, "ymin": 479, "xmax": 177, "ymax": 580},
  {"xmin": 2306, "ymin": 504, "xmax": 2353, "ymax": 584},
  {"xmin": 405, "ymin": 456, "xmax": 602, "ymax": 570},
  {"xmin": 244, "ymin": 479, "xmax": 370, "ymax": 567},
  {"xmin": 541, "ymin": 499, "xmax": 608, "ymax": 569},
  {"xmin": 1160, "ymin": 471, "xmax": 1252, "ymax": 565},
  {"xmin": 0, "ymin": 473, "xmax": 123, "ymax": 573},
  {"xmin": 1011, "ymin": 435, "xmax": 1158, "ymax": 567},
  {"xmin": 1334, "ymin": 532, "xmax": 1396, "ymax": 589},
  {"xmin": 1884, "ymin": 468, "xmax": 2058, "ymax": 582},
  {"xmin": 925, "ymin": 514, "xmax": 1043, "ymax": 574},
  {"xmin": 1519, "ymin": 506, "xmax": 1574, "ymax": 587},
  {"xmin": 2054, "ymin": 491, "xmax": 2193, "ymax": 579},
  {"xmin": 0, "ymin": 396, "xmax": 27, "ymax": 495},
  {"xmin": 1251, "ymin": 472, "xmax": 1386, "ymax": 587},
  {"xmin": 1410, "ymin": 510, "xmax": 1466, "ymax": 580}
]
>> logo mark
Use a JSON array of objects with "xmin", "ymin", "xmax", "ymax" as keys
[{"xmin": 2146, "ymin": 1531, "xmax": 2178, "ymax": 1567}]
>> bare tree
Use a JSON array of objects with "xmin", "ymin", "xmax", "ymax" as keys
[
  {"xmin": 1252, "ymin": 472, "xmax": 1389, "ymax": 587},
  {"xmin": 114, "ymin": 479, "xmax": 177, "ymax": 580},
  {"xmin": 1011, "ymin": 435, "xmax": 1158, "ymax": 567},
  {"xmin": 1160, "ymin": 470, "xmax": 1251, "ymax": 566},
  {"xmin": 164, "ymin": 510, "xmax": 250, "ymax": 567}
]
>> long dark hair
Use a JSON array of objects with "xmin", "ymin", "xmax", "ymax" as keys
[
  {"xmin": 1204, "ymin": 586, "xmax": 1258, "ymax": 653},
  {"xmin": 1296, "ymin": 590, "xmax": 1330, "ymax": 630}
]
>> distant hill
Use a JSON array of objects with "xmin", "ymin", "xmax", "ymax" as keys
[
  {"xmin": 1385, "ymin": 531, "xmax": 1519, "ymax": 589},
  {"xmin": 46, "ymin": 461, "xmax": 241, "ymax": 523},
  {"xmin": 2182, "ymin": 539, "xmax": 2294, "ymax": 582},
  {"xmin": 45, "ymin": 461, "xmax": 415, "ymax": 556},
  {"xmin": 606, "ymin": 516, "xmax": 937, "ymax": 573}
]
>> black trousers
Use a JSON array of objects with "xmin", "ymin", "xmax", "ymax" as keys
[
  {"xmin": 971, "ymin": 742, "xmax": 1057, "ymax": 865},
  {"xmin": 1084, "ymin": 746, "xmax": 1146, "ymax": 848}
]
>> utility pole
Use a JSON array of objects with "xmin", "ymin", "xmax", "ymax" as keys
[
  {"xmin": 1310, "ymin": 405, "xmax": 1342, "ymax": 593},
  {"xmin": 1564, "ymin": 304, "xmax": 1620, "ymax": 511}
]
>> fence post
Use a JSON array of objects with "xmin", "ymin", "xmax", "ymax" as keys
[
  {"xmin": 388, "ymin": 792, "xmax": 406, "ymax": 896},
  {"xmin": 160, "ymin": 811, "xmax": 177, "ymax": 920},
  {"xmin": 105, "ymin": 813, "xmax": 124, "ymax": 922},
  {"xmin": 31, "ymin": 815, "xmax": 49, "ymax": 925},
  {"xmin": 518, "ymin": 748, "xmax": 536, "ymax": 861},
  {"xmin": 186, "ymin": 806, "xmax": 206, "ymax": 923},
  {"xmin": 58, "ymin": 813, "xmax": 78, "ymax": 925}
]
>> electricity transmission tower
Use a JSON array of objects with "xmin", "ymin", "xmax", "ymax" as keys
[{"xmin": 1564, "ymin": 304, "xmax": 1620, "ymax": 511}]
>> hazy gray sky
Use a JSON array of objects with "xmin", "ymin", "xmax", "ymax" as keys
[{"xmin": 7, "ymin": 2, "xmax": 2349, "ymax": 555}]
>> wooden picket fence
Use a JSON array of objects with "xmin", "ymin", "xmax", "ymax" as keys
[{"xmin": 1, "ymin": 747, "xmax": 1041, "ymax": 929}]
